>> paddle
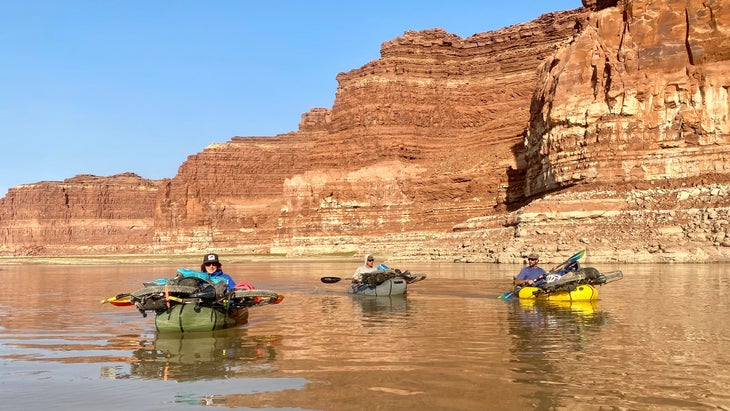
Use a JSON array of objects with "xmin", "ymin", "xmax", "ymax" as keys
[
  {"xmin": 100, "ymin": 293, "xmax": 133, "ymax": 306},
  {"xmin": 321, "ymin": 276, "xmax": 347, "ymax": 284},
  {"xmin": 322, "ymin": 268, "xmax": 395, "ymax": 284},
  {"xmin": 100, "ymin": 292, "xmax": 185, "ymax": 307},
  {"xmin": 321, "ymin": 271, "xmax": 426, "ymax": 284},
  {"xmin": 549, "ymin": 249, "xmax": 585, "ymax": 273}
]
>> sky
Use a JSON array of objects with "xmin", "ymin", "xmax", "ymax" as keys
[{"xmin": 0, "ymin": 0, "xmax": 581, "ymax": 197}]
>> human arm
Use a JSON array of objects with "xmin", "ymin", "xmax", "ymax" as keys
[
  {"xmin": 221, "ymin": 273, "xmax": 236, "ymax": 290},
  {"xmin": 513, "ymin": 268, "xmax": 546, "ymax": 286},
  {"xmin": 353, "ymin": 266, "xmax": 363, "ymax": 281},
  {"xmin": 513, "ymin": 277, "xmax": 537, "ymax": 286},
  {"xmin": 210, "ymin": 271, "xmax": 236, "ymax": 290},
  {"xmin": 513, "ymin": 277, "xmax": 547, "ymax": 286}
]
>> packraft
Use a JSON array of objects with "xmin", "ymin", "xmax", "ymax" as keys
[
  {"xmin": 102, "ymin": 268, "xmax": 283, "ymax": 333},
  {"xmin": 500, "ymin": 250, "xmax": 623, "ymax": 301},
  {"xmin": 321, "ymin": 267, "xmax": 427, "ymax": 296}
]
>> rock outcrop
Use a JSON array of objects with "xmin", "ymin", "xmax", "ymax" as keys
[
  {"xmin": 1, "ymin": 0, "xmax": 729, "ymax": 264},
  {"xmin": 0, "ymin": 173, "xmax": 160, "ymax": 255},
  {"xmin": 526, "ymin": 0, "xmax": 730, "ymax": 196}
]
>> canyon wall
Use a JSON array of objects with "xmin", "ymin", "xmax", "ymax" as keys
[
  {"xmin": 0, "ymin": 173, "xmax": 159, "ymax": 255},
  {"xmin": 1, "ymin": 0, "xmax": 729, "ymax": 264},
  {"xmin": 526, "ymin": 0, "xmax": 730, "ymax": 195}
]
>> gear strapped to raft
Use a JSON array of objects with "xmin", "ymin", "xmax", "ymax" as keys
[
  {"xmin": 536, "ymin": 267, "xmax": 623, "ymax": 295},
  {"xmin": 358, "ymin": 269, "xmax": 426, "ymax": 286},
  {"xmin": 129, "ymin": 272, "xmax": 280, "ymax": 318}
]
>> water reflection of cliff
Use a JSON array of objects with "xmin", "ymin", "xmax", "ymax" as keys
[
  {"xmin": 507, "ymin": 299, "xmax": 608, "ymax": 409},
  {"xmin": 105, "ymin": 330, "xmax": 281, "ymax": 382}
]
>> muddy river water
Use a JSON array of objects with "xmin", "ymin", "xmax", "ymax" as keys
[{"xmin": 1, "ymin": 260, "xmax": 728, "ymax": 410}]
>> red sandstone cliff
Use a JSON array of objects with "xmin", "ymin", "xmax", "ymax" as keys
[
  {"xmin": 1, "ymin": 0, "xmax": 729, "ymax": 263},
  {"xmin": 0, "ymin": 173, "xmax": 160, "ymax": 255}
]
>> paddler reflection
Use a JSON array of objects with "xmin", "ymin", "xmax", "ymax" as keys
[
  {"xmin": 506, "ymin": 299, "xmax": 609, "ymax": 409},
  {"xmin": 104, "ymin": 330, "xmax": 281, "ymax": 381},
  {"xmin": 511, "ymin": 298, "xmax": 606, "ymax": 337},
  {"xmin": 355, "ymin": 295, "xmax": 408, "ymax": 317}
]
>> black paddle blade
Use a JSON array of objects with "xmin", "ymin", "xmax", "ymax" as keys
[{"xmin": 321, "ymin": 276, "xmax": 344, "ymax": 284}]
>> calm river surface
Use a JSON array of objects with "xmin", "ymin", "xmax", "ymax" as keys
[{"xmin": 1, "ymin": 260, "xmax": 728, "ymax": 410}]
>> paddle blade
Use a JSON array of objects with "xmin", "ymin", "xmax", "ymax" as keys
[
  {"xmin": 550, "ymin": 250, "xmax": 585, "ymax": 272},
  {"xmin": 498, "ymin": 291, "xmax": 514, "ymax": 299},
  {"xmin": 321, "ymin": 276, "xmax": 344, "ymax": 284},
  {"xmin": 571, "ymin": 249, "xmax": 586, "ymax": 262},
  {"xmin": 101, "ymin": 294, "xmax": 133, "ymax": 306},
  {"xmin": 404, "ymin": 273, "xmax": 427, "ymax": 284},
  {"xmin": 110, "ymin": 298, "xmax": 133, "ymax": 306}
]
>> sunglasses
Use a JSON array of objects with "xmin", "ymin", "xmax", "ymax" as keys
[
  {"xmin": 204, "ymin": 262, "xmax": 219, "ymax": 267},
  {"xmin": 367, "ymin": 259, "xmax": 374, "ymax": 262}
]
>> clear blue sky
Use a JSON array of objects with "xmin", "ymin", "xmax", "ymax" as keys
[{"xmin": 0, "ymin": 1, "xmax": 581, "ymax": 197}]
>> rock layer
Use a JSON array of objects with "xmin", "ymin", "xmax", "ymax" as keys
[
  {"xmin": 0, "ymin": 173, "xmax": 159, "ymax": 255},
  {"xmin": 1, "ymin": 0, "xmax": 729, "ymax": 264},
  {"xmin": 526, "ymin": 0, "xmax": 730, "ymax": 197}
]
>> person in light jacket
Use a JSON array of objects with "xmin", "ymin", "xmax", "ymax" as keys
[{"xmin": 352, "ymin": 253, "xmax": 377, "ymax": 282}]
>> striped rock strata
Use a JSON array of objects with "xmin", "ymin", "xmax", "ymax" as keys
[{"xmin": 1, "ymin": 0, "xmax": 729, "ymax": 264}]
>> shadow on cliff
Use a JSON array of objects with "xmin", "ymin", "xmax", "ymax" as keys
[
  {"xmin": 503, "ymin": 139, "xmax": 573, "ymax": 212},
  {"xmin": 503, "ymin": 140, "xmax": 529, "ymax": 212}
]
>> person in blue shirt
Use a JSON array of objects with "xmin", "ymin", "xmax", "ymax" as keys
[
  {"xmin": 200, "ymin": 253, "xmax": 237, "ymax": 290},
  {"xmin": 513, "ymin": 253, "xmax": 546, "ymax": 291}
]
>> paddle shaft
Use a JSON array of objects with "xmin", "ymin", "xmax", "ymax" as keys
[
  {"xmin": 549, "ymin": 250, "xmax": 585, "ymax": 272},
  {"xmin": 321, "ymin": 272, "xmax": 425, "ymax": 284},
  {"xmin": 100, "ymin": 293, "xmax": 130, "ymax": 304}
]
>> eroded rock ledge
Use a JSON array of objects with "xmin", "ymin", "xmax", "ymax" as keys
[{"xmin": 1, "ymin": 0, "xmax": 729, "ymax": 264}]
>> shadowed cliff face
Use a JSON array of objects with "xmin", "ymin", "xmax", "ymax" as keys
[
  {"xmin": 1, "ymin": 0, "xmax": 729, "ymax": 263},
  {"xmin": 526, "ymin": 0, "xmax": 730, "ymax": 197}
]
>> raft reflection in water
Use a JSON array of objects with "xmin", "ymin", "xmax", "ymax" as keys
[
  {"xmin": 103, "ymin": 330, "xmax": 281, "ymax": 382},
  {"xmin": 506, "ymin": 298, "xmax": 611, "ymax": 409},
  {"xmin": 356, "ymin": 295, "xmax": 408, "ymax": 315},
  {"xmin": 509, "ymin": 299, "xmax": 608, "ymax": 348}
]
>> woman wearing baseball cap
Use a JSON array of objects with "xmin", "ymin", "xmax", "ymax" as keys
[{"xmin": 200, "ymin": 253, "xmax": 236, "ymax": 290}]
